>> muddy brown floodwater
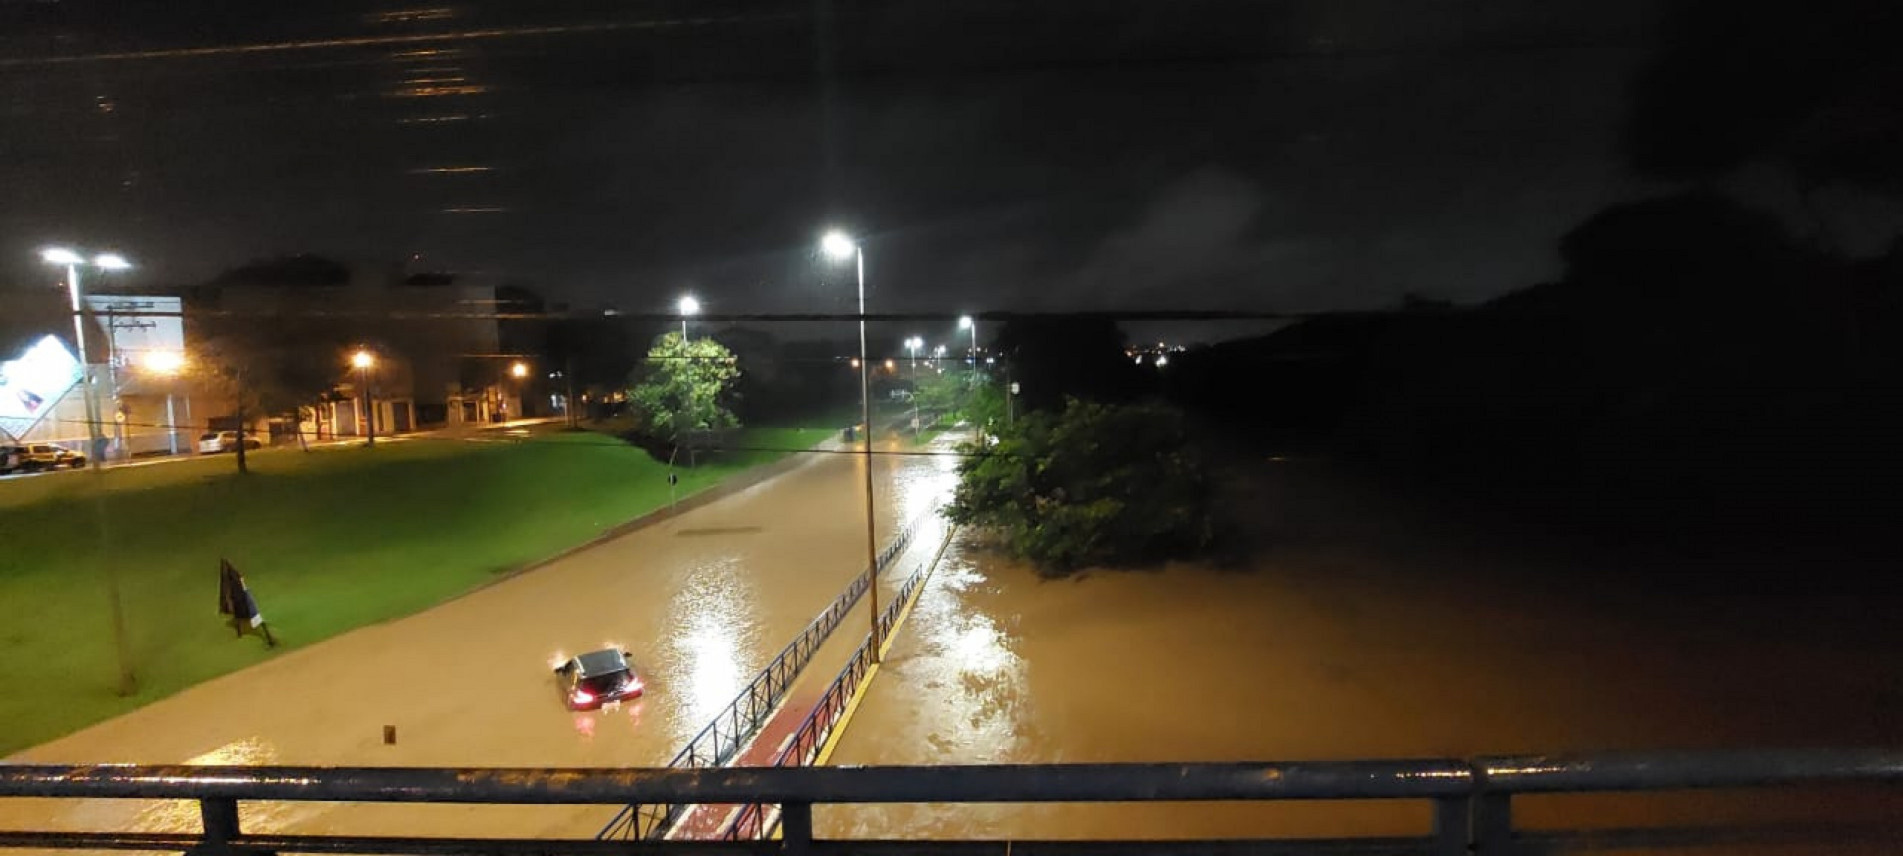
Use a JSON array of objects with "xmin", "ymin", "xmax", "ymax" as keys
[
  {"xmin": 0, "ymin": 436, "xmax": 960, "ymax": 846},
  {"xmin": 821, "ymin": 462, "xmax": 1903, "ymax": 851}
]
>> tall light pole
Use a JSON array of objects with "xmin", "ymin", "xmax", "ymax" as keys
[
  {"xmin": 905, "ymin": 335, "xmax": 922, "ymax": 373},
  {"xmin": 959, "ymin": 315, "xmax": 977, "ymax": 365},
  {"xmin": 43, "ymin": 248, "xmax": 130, "ymax": 466},
  {"xmin": 677, "ymin": 294, "xmax": 700, "ymax": 342},
  {"xmin": 41, "ymin": 246, "xmax": 135, "ymax": 696},
  {"xmin": 351, "ymin": 349, "xmax": 376, "ymax": 446},
  {"xmin": 822, "ymin": 230, "xmax": 882, "ymax": 662}
]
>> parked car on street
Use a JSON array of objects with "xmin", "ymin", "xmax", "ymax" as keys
[
  {"xmin": 197, "ymin": 431, "xmax": 262, "ymax": 454},
  {"xmin": 1, "ymin": 443, "xmax": 87, "ymax": 473},
  {"xmin": 553, "ymin": 648, "xmax": 646, "ymax": 710}
]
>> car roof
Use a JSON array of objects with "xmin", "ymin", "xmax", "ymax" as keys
[{"xmin": 575, "ymin": 648, "xmax": 630, "ymax": 677}]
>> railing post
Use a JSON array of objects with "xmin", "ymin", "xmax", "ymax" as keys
[
  {"xmin": 1431, "ymin": 796, "xmax": 1469, "ymax": 856},
  {"xmin": 1473, "ymin": 792, "xmax": 1513, "ymax": 856},
  {"xmin": 189, "ymin": 797, "xmax": 261, "ymax": 856},
  {"xmin": 781, "ymin": 802, "xmax": 813, "ymax": 856}
]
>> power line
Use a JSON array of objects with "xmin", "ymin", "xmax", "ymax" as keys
[
  {"xmin": 65, "ymin": 307, "xmax": 1367, "ymax": 323},
  {"xmin": 0, "ymin": 13, "xmax": 794, "ymax": 68},
  {"xmin": 13, "ymin": 416, "xmax": 989, "ymax": 459}
]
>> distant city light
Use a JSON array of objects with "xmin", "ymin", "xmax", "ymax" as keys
[
  {"xmin": 850, "ymin": 357, "xmax": 861, "ymax": 369},
  {"xmin": 884, "ymin": 359, "xmax": 896, "ymax": 371},
  {"xmin": 1155, "ymin": 355, "xmax": 1170, "ymax": 367},
  {"xmin": 510, "ymin": 361, "xmax": 528, "ymax": 378}
]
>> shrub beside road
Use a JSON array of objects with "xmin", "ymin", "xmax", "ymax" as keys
[{"xmin": 0, "ymin": 426, "xmax": 828, "ymax": 755}]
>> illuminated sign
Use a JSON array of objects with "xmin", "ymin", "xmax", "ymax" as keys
[{"xmin": 0, "ymin": 336, "xmax": 83, "ymax": 440}]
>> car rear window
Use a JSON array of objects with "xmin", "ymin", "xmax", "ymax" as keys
[{"xmin": 579, "ymin": 670, "xmax": 630, "ymax": 694}]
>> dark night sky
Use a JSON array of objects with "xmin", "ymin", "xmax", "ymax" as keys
[{"xmin": 1, "ymin": 0, "xmax": 1663, "ymax": 336}]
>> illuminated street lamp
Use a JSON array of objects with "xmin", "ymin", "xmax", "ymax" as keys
[
  {"xmin": 820, "ymin": 229, "xmax": 882, "ymax": 662},
  {"xmin": 38, "ymin": 246, "xmax": 135, "ymax": 697},
  {"xmin": 41, "ymin": 247, "xmax": 132, "ymax": 467},
  {"xmin": 351, "ymin": 349, "xmax": 376, "ymax": 446},
  {"xmin": 510, "ymin": 361, "xmax": 529, "ymax": 379},
  {"xmin": 678, "ymin": 294, "xmax": 700, "ymax": 341},
  {"xmin": 904, "ymin": 335, "xmax": 923, "ymax": 371},
  {"xmin": 958, "ymin": 315, "xmax": 977, "ymax": 365}
]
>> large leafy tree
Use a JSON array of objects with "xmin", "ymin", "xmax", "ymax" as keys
[
  {"xmin": 627, "ymin": 332, "xmax": 742, "ymax": 441},
  {"xmin": 945, "ymin": 399, "xmax": 1211, "ymax": 573}
]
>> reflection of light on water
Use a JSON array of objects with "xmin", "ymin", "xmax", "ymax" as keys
[
  {"xmin": 948, "ymin": 621, "xmax": 1010, "ymax": 674},
  {"xmin": 681, "ymin": 623, "xmax": 742, "ymax": 727},
  {"xmin": 666, "ymin": 559, "xmax": 752, "ymax": 736},
  {"xmin": 575, "ymin": 713, "xmax": 597, "ymax": 739},
  {"xmin": 894, "ymin": 440, "xmax": 960, "ymax": 532},
  {"xmin": 909, "ymin": 549, "xmax": 1027, "ymax": 763},
  {"xmin": 122, "ymin": 738, "xmax": 282, "ymax": 833}
]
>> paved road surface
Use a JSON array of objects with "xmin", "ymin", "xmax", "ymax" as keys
[{"xmin": 0, "ymin": 433, "xmax": 959, "ymax": 844}]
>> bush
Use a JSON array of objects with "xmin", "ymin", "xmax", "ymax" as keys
[{"xmin": 945, "ymin": 399, "xmax": 1212, "ymax": 573}]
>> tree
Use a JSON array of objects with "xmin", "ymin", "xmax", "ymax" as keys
[
  {"xmin": 627, "ymin": 332, "xmax": 742, "ymax": 442},
  {"xmin": 945, "ymin": 399, "xmax": 1211, "ymax": 573}
]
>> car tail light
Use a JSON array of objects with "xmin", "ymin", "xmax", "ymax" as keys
[{"xmin": 571, "ymin": 689, "xmax": 594, "ymax": 705}]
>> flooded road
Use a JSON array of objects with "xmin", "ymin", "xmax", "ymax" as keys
[
  {"xmin": 821, "ymin": 462, "xmax": 1903, "ymax": 845},
  {"xmin": 0, "ymin": 436, "xmax": 960, "ymax": 842}
]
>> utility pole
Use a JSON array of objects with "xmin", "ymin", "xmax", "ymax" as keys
[
  {"xmin": 233, "ymin": 366, "xmax": 249, "ymax": 475},
  {"xmin": 565, "ymin": 354, "xmax": 579, "ymax": 428}
]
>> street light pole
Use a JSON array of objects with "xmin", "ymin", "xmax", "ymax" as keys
[
  {"xmin": 58, "ymin": 261, "xmax": 108, "ymax": 469},
  {"xmin": 43, "ymin": 247, "xmax": 134, "ymax": 697},
  {"xmin": 855, "ymin": 244, "xmax": 881, "ymax": 661},
  {"xmin": 678, "ymin": 294, "xmax": 700, "ymax": 342},
  {"xmin": 352, "ymin": 350, "xmax": 376, "ymax": 447},
  {"xmin": 960, "ymin": 315, "xmax": 977, "ymax": 366},
  {"xmin": 824, "ymin": 231, "xmax": 882, "ymax": 662}
]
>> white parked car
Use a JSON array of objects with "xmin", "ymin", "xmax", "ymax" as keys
[{"xmin": 198, "ymin": 431, "xmax": 262, "ymax": 454}]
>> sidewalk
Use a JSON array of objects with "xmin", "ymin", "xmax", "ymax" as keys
[{"xmin": 666, "ymin": 514, "xmax": 950, "ymax": 840}]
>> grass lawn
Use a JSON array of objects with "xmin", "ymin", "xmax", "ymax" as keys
[{"xmin": 0, "ymin": 425, "xmax": 831, "ymax": 755}]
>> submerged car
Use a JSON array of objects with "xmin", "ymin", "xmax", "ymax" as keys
[{"xmin": 554, "ymin": 648, "xmax": 645, "ymax": 710}]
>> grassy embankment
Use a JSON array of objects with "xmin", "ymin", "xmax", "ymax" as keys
[{"xmin": 0, "ymin": 425, "xmax": 829, "ymax": 754}]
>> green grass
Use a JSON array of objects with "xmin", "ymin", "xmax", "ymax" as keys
[{"xmin": 0, "ymin": 425, "xmax": 831, "ymax": 755}]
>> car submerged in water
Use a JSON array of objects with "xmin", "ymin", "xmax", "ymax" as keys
[{"xmin": 553, "ymin": 648, "xmax": 646, "ymax": 710}]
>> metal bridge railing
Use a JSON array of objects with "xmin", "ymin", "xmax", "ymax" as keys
[
  {"xmin": 597, "ymin": 514, "xmax": 935, "ymax": 841},
  {"xmin": 723, "ymin": 526, "xmax": 954, "ymax": 841},
  {"xmin": 3, "ymin": 751, "xmax": 1898, "ymax": 856}
]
